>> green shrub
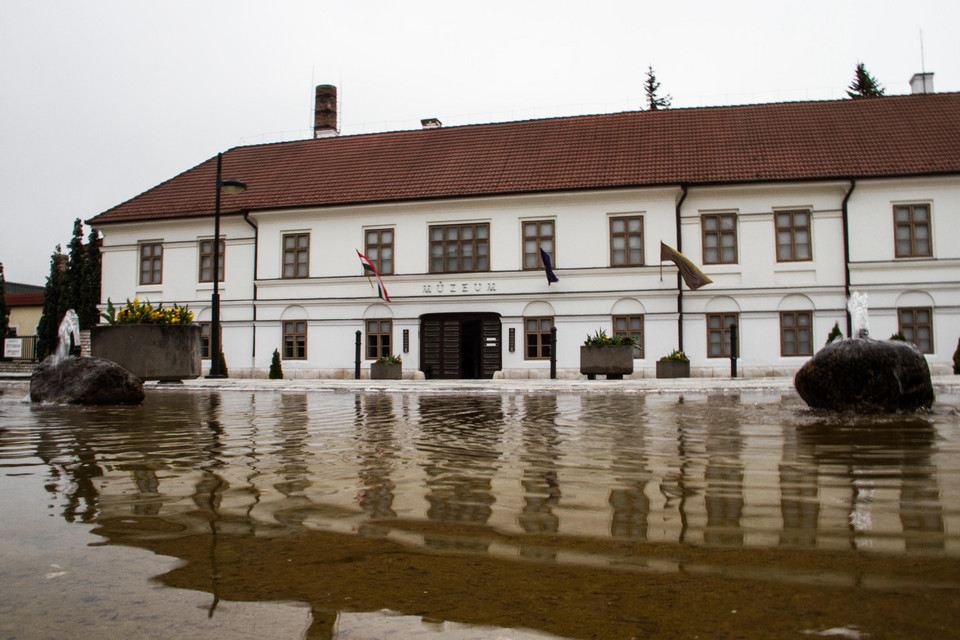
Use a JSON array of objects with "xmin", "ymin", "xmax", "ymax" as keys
[
  {"xmin": 825, "ymin": 322, "xmax": 844, "ymax": 345},
  {"xmin": 269, "ymin": 349, "xmax": 284, "ymax": 379}
]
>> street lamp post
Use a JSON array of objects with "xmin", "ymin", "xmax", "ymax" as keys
[{"xmin": 207, "ymin": 152, "xmax": 246, "ymax": 378}]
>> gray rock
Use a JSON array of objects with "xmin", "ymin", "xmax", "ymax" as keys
[
  {"xmin": 30, "ymin": 356, "xmax": 145, "ymax": 405},
  {"xmin": 794, "ymin": 338, "xmax": 934, "ymax": 413}
]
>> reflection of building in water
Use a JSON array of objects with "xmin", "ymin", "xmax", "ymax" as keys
[
  {"xmin": 703, "ymin": 396, "xmax": 745, "ymax": 546},
  {"xmin": 25, "ymin": 392, "xmax": 957, "ymax": 556},
  {"xmin": 605, "ymin": 396, "xmax": 651, "ymax": 540},
  {"xmin": 518, "ymin": 395, "xmax": 562, "ymax": 560},
  {"xmin": 416, "ymin": 395, "xmax": 505, "ymax": 550},
  {"xmin": 354, "ymin": 394, "xmax": 398, "ymax": 520}
]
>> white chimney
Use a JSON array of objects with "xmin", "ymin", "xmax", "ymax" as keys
[
  {"xmin": 910, "ymin": 73, "xmax": 934, "ymax": 94},
  {"xmin": 421, "ymin": 118, "xmax": 442, "ymax": 130}
]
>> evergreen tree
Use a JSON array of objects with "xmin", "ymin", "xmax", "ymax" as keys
[
  {"xmin": 269, "ymin": 348, "xmax": 284, "ymax": 379},
  {"xmin": 79, "ymin": 227, "xmax": 102, "ymax": 330},
  {"xmin": 37, "ymin": 246, "xmax": 66, "ymax": 358},
  {"xmin": 825, "ymin": 322, "xmax": 844, "ymax": 345},
  {"xmin": 644, "ymin": 65, "xmax": 672, "ymax": 111},
  {"xmin": 0, "ymin": 263, "xmax": 10, "ymax": 340},
  {"xmin": 953, "ymin": 337, "xmax": 960, "ymax": 375},
  {"xmin": 62, "ymin": 219, "xmax": 85, "ymax": 316},
  {"xmin": 846, "ymin": 62, "xmax": 885, "ymax": 98}
]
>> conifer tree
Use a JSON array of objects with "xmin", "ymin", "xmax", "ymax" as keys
[
  {"xmin": 644, "ymin": 65, "xmax": 672, "ymax": 111},
  {"xmin": 37, "ymin": 246, "xmax": 66, "ymax": 358},
  {"xmin": 0, "ymin": 263, "xmax": 10, "ymax": 341},
  {"xmin": 269, "ymin": 348, "xmax": 284, "ymax": 379},
  {"xmin": 846, "ymin": 62, "xmax": 885, "ymax": 98},
  {"xmin": 79, "ymin": 227, "xmax": 101, "ymax": 330},
  {"xmin": 62, "ymin": 219, "xmax": 86, "ymax": 316}
]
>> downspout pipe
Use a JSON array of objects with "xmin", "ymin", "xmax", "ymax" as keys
[
  {"xmin": 243, "ymin": 212, "xmax": 259, "ymax": 373},
  {"xmin": 840, "ymin": 180, "xmax": 856, "ymax": 337},
  {"xmin": 675, "ymin": 185, "xmax": 689, "ymax": 352}
]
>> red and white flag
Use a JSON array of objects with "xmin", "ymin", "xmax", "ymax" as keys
[{"xmin": 357, "ymin": 250, "xmax": 391, "ymax": 302}]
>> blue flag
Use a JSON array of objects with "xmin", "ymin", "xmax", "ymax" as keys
[{"xmin": 540, "ymin": 247, "xmax": 559, "ymax": 285}]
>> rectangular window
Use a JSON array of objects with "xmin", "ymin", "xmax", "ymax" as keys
[
  {"xmin": 199, "ymin": 322, "xmax": 211, "ymax": 359},
  {"xmin": 899, "ymin": 307, "xmax": 933, "ymax": 353},
  {"xmin": 702, "ymin": 213, "xmax": 737, "ymax": 264},
  {"xmin": 429, "ymin": 223, "xmax": 490, "ymax": 273},
  {"xmin": 282, "ymin": 233, "xmax": 310, "ymax": 278},
  {"xmin": 364, "ymin": 228, "xmax": 394, "ymax": 275},
  {"xmin": 139, "ymin": 243, "xmax": 163, "ymax": 285},
  {"xmin": 524, "ymin": 317, "xmax": 553, "ymax": 360},
  {"xmin": 366, "ymin": 319, "xmax": 392, "ymax": 359},
  {"xmin": 282, "ymin": 320, "xmax": 307, "ymax": 359},
  {"xmin": 707, "ymin": 313, "xmax": 739, "ymax": 358},
  {"xmin": 198, "ymin": 239, "xmax": 225, "ymax": 283},
  {"xmin": 780, "ymin": 311, "xmax": 813, "ymax": 357},
  {"xmin": 610, "ymin": 215, "xmax": 643, "ymax": 266},
  {"xmin": 775, "ymin": 210, "xmax": 811, "ymax": 262},
  {"xmin": 613, "ymin": 314, "xmax": 644, "ymax": 358},
  {"xmin": 894, "ymin": 204, "xmax": 931, "ymax": 257},
  {"xmin": 522, "ymin": 220, "xmax": 555, "ymax": 270}
]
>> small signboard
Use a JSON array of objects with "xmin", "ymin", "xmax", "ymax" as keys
[{"xmin": 3, "ymin": 338, "xmax": 23, "ymax": 359}]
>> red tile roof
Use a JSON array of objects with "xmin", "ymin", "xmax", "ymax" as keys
[{"xmin": 90, "ymin": 93, "xmax": 960, "ymax": 224}]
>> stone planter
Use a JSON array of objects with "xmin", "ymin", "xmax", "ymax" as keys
[
  {"xmin": 370, "ymin": 361, "xmax": 402, "ymax": 380},
  {"xmin": 579, "ymin": 345, "xmax": 634, "ymax": 380},
  {"xmin": 656, "ymin": 359, "xmax": 690, "ymax": 379},
  {"xmin": 90, "ymin": 324, "xmax": 201, "ymax": 381}
]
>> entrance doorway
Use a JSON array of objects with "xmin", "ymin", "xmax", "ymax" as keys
[{"xmin": 420, "ymin": 313, "xmax": 501, "ymax": 379}]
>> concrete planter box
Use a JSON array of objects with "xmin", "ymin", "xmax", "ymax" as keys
[
  {"xmin": 90, "ymin": 324, "xmax": 201, "ymax": 381},
  {"xmin": 656, "ymin": 359, "xmax": 690, "ymax": 379},
  {"xmin": 370, "ymin": 362, "xmax": 402, "ymax": 380},
  {"xmin": 580, "ymin": 345, "xmax": 634, "ymax": 380}
]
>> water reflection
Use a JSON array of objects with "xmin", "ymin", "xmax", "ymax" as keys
[{"xmin": 3, "ymin": 389, "xmax": 960, "ymax": 639}]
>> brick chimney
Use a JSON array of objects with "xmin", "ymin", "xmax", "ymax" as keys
[{"xmin": 314, "ymin": 85, "xmax": 338, "ymax": 138}]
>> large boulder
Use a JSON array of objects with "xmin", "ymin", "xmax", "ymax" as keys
[
  {"xmin": 794, "ymin": 338, "xmax": 934, "ymax": 413},
  {"xmin": 30, "ymin": 356, "xmax": 145, "ymax": 405}
]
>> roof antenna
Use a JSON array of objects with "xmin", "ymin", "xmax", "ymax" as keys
[{"xmin": 920, "ymin": 29, "xmax": 926, "ymax": 74}]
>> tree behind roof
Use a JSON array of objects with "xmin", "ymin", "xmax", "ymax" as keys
[
  {"xmin": 846, "ymin": 62, "xmax": 885, "ymax": 98},
  {"xmin": 644, "ymin": 65, "xmax": 672, "ymax": 111},
  {"xmin": 0, "ymin": 263, "xmax": 10, "ymax": 340}
]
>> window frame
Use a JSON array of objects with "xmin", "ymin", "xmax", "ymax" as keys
[
  {"xmin": 522, "ymin": 220, "xmax": 556, "ymax": 270},
  {"xmin": 779, "ymin": 310, "xmax": 813, "ymax": 357},
  {"xmin": 282, "ymin": 233, "xmax": 310, "ymax": 279},
  {"xmin": 612, "ymin": 314, "xmax": 645, "ymax": 359},
  {"xmin": 139, "ymin": 242, "xmax": 163, "ymax": 285},
  {"xmin": 199, "ymin": 322, "xmax": 212, "ymax": 359},
  {"xmin": 365, "ymin": 319, "xmax": 393, "ymax": 360},
  {"xmin": 701, "ymin": 213, "xmax": 738, "ymax": 265},
  {"xmin": 774, "ymin": 210, "xmax": 812, "ymax": 262},
  {"xmin": 429, "ymin": 223, "xmax": 490, "ymax": 274},
  {"xmin": 893, "ymin": 204, "xmax": 932, "ymax": 258},
  {"xmin": 898, "ymin": 307, "xmax": 933, "ymax": 354},
  {"xmin": 609, "ymin": 215, "xmax": 644, "ymax": 267},
  {"xmin": 282, "ymin": 320, "xmax": 308, "ymax": 360},
  {"xmin": 524, "ymin": 317, "xmax": 553, "ymax": 360},
  {"xmin": 198, "ymin": 238, "xmax": 225, "ymax": 283},
  {"xmin": 364, "ymin": 228, "xmax": 395, "ymax": 275},
  {"xmin": 707, "ymin": 312, "xmax": 740, "ymax": 358}
]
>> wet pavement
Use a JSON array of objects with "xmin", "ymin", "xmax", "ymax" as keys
[{"xmin": 1, "ymin": 378, "xmax": 959, "ymax": 639}]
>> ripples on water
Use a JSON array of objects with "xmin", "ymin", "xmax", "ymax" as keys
[{"xmin": 1, "ymin": 387, "xmax": 959, "ymax": 639}]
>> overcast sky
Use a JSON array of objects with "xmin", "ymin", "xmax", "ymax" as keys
[{"xmin": 2, "ymin": 0, "xmax": 957, "ymax": 286}]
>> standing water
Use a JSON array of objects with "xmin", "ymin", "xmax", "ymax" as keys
[{"xmin": 1, "ymin": 386, "xmax": 959, "ymax": 639}]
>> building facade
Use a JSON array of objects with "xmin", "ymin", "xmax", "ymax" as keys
[{"xmin": 90, "ymin": 88, "xmax": 960, "ymax": 378}]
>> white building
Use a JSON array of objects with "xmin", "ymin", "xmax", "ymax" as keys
[{"xmin": 90, "ymin": 84, "xmax": 960, "ymax": 379}]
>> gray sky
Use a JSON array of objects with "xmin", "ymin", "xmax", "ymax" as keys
[{"xmin": 2, "ymin": 0, "xmax": 957, "ymax": 286}]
